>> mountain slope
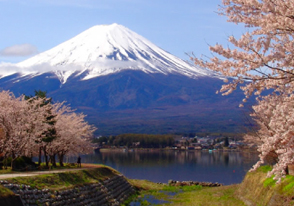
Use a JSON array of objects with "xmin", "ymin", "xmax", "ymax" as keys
[
  {"xmin": 0, "ymin": 70, "xmax": 251, "ymax": 135},
  {"xmin": 13, "ymin": 23, "xmax": 219, "ymax": 84},
  {"xmin": 0, "ymin": 24, "xmax": 251, "ymax": 135}
]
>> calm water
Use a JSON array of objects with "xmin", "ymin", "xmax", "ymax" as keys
[{"xmin": 77, "ymin": 149, "xmax": 259, "ymax": 185}]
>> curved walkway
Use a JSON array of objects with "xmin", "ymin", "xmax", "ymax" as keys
[{"xmin": 0, "ymin": 163, "xmax": 101, "ymax": 179}]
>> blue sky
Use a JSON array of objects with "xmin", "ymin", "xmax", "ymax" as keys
[{"xmin": 0, "ymin": 0, "xmax": 245, "ymax": 63}]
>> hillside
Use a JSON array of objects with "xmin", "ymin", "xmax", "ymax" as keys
[{"xmin": 0, "ymin": 70, "xmax": 251, "ymax": 135}]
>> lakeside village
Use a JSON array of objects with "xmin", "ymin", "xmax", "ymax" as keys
[{"xmin": 93, "ymin": 134, "xmax": 248, "ymax": 151}]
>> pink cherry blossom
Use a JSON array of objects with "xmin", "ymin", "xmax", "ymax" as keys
[
  {"xmin": 192, "ymin": 0, "xmax": 294, "ymax": 182},
  {"xmin": 0, "ymin": 91, "xmax": 95, "ymax": 168}
]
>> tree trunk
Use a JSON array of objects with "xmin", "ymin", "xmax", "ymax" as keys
[
  {"xmin": 58, "ymin": 152, "xmax": 64, "ymax": 167},
  {"xmin": 50, "ymin": 154, "xmax": 57, "ymax": 167},
  {"xmin": 11, "ymin": 152, "xmax": 16, "ymax": 170},
  {"xmin": 38, "ymin": 147, "xmax": 42, "ymax": 166},
  {"xmin": 3, "ymin": 154, "xmax": 7, "ymax": 170},
  {"xmin": 43, "ymin": 147, "xmax": 49, "ymax": 168}
]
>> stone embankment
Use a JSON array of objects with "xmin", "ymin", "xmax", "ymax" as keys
[
  {"xmin": 168, "ymin": 180, "xmax": 223, "ymax": 187},
  {"xmin": 1, "ymin": 174, "xmax": 135, "ymax": 206}
]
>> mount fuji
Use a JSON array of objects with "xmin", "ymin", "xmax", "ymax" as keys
[
  {"xmin": 11, "ymin": 23, "xmax": 219, "ymax": 84},
  {"xmin": 0, "ymin": 24, "xmax": 250, "ymax": 135}
]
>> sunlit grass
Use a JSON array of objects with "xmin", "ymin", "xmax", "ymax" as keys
[
  {"xmin": 0, "ymin": 163, "xmax": 103, "ymax": 175},
  {"xmin": 128, "ymin": 179, "xmax": 243, "ymax": 206},
  {"xmin": 6, "ymin": 167, "xmax": 117, "ymax": 190},
  {"xmin": 0, "ymin": 167, "xmax": 14, "ymax": 174},
  {"xmin": 128, "ymin": 179, "xmax": 165, "ymax": 191},
  {"xmin": 164, "ymin": 185, "xmax": 245, "ymax": 206},
  {"xmin": 283, "ymin": 175, "xmax": 294, "ymax": 194},
  {"xmin": 0, "ymin": 184, "xmax": 14, "ymax": 197},
  {"xmin": 237, "ymin": 165, "xmax": 294, "ymax": 206}
]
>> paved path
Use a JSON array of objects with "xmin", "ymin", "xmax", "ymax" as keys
[{"xmin": 0, "ymin": 164, "xmax": 101, "ymax": 180}]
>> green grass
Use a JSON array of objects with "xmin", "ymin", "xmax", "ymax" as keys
[
  {"xmin": 0, "ymin": 185, "xmax": 14, "ymax": 198},
  {"xmin": 283, "ymin": 181, "xmax": 294, "ymax": 193},
  {"xmin": 0, "ymin": 168, "xmax": 15, "ymax": 175},
  {"xmin": 257, "ymin": 165, "xmax": 272, "ymax": 173},
  {"xmin": 181, "ymin": 185, "xmax": 202, "ymax": 192},
  {"xmin": 37, "ymin": 162, "xmax": 80, "ymax": 170},
  {"xmin": 282, "ymin": 175, "xmax": 294, "ymax": 195},
  {"xmin": 162, "ymin": 185, "xmax": 181, "ymax": 192},
  {"xmin": 0, "ymin": 163, "xmax": 80, "ymax": 174},
  {"xmin": 127, "ymin": 166, "xmax": 294, "ymax": 206},
  {"xmin": 237, "ymin": 165, "xmax": 294, "ymax": 206},
  {"xmin": 0, "ymin": 165, "xmax": 121, "ymax": 201},
  {"xmin": 2, "ymin": 164, "xmax": 294, "ymax": 206},
  {"xmin": 127, "ymin": 179, "xmax": 165, "ymax": 191},
  {"xmin": 166, "ymin": 185, "xmax": 245, "ymax": 206},
  {"xmin": 6, "ymin": 166, "xmax": 118, "ymax": 190},
  {"xmin": 128, "ymin": 179, "xmax": 244, "ymax": 206},
  {"xmin": 263, "ymin": 175, "xmax": 276, "ymax": 187}
]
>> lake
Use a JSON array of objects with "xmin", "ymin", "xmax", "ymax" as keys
[{"xmin": 77, "ymin": 149, "xmax": 259, "ymax": 185}]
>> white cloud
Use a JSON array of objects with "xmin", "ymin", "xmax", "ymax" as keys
[
  {"xmin": 0, "ymin": 62, "xmax": 22, "ymax": 77},
  {"xmin": 0, "ymin": 44, "xmax": 38, "ymax": 57},
  {"xmin": 0, "ymin": 62, "xmax": 83, "ymax": 84}
]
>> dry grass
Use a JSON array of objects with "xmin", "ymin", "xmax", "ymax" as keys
[
  {"xmin": 237, "ymin": 166, "xmax": 294, "ymax": 206},
  {"xmin": 0, "ymin": 185, "xmax": 14, "ymax": 198},
  {"xmin": 128, "ymin": 179, "xmax": 245, "ymax": 206},
  {"xmin": 4, "ymin": 166, "xmax": 118, "ymax": 190},
  {"xmin": 128, "ymin": 179, "xmax": 165, "ymax": 191},
  {"xmin": 81, "ymin": 163, "xmax": 103, "ymax": 168},
  {"xmin": 168, "ymin": 185, "xmax": 245, "ymax": 206}
]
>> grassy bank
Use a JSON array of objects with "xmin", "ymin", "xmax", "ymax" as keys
[
  {"xmin": 127, "ymin": 179, "xmax": 245, "ymax": 206},
  {"xmin": 0, "ymin": 185, "xmax": 14, "ymax": 198},
  {"xmin": 128, "ymin": 166, "xmax": 294, "ymax": 206},
  {"xmin": 10, "ymin": 167, "xmax": 117, "ymax": 190},
  {"xmin": 237, "ymin": 165, "xmax": 294, "ymax": 205},
  {"xmin": 0, "ymin": 165, "xmax": 118, "ymax": 198},
  {"xmin": 1, "ymin": 165, "xmax": 294, "ymax": 205}
]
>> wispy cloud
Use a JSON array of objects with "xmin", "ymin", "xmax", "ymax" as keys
[
  {"xmin": 0, "ymin": 44, "xmax": 38, "ymax": 57},
  {"xmin": 0, "ymin": 62, "xmax": 22, "ymax": 77},
  {"xmin": 0, "ymin": 59, "xmax": 139, "ymax": 75}
]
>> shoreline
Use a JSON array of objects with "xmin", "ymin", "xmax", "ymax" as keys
[{"xmin": 97, "ymin": 147, "xmax": 255, "ymax": 152}]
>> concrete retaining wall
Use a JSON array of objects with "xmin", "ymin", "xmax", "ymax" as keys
[{"xmin": 1, "ymin": 174, "xmax": 135, "ymax": 206}]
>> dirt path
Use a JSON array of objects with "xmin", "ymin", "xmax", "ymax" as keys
[{"xmin": 0, "ymin": 163, "xmax": 101, "ymax": 179}]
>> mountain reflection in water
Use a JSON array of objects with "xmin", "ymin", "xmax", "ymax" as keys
[{"xmin": 73, "ymin": 150, "xmax": 259, "ymax": 185}]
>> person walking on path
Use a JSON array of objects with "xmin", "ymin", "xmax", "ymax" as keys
[{"xmin": 77, "ymin": 156, "xmax": 81, "ymax": 168}]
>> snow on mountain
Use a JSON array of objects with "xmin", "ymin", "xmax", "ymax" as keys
[{"xmin": 7, "ymin": 23, "xmax": 218, "ymax": 84}]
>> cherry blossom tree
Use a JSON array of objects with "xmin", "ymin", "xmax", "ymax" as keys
[
  {"xmin": 191, "ymin": 0, "xmax": 294, "ymax": 181},
  {"xmin": 0, "ymin": 90, "xmax": 95, "ymax": 169},
  {"xmin": 46, "ymin": 102, "xmax": 95, "ymax": 166},
  {"xmin": 24, "ymin": 90, "xmax": 58, "ymax": 168},
  {"xmin": 244, "ymin": 92, "xmax": 294, "ymax": 181},
  {"xmin": 0, "ymin": 91, "xmax": 52, "ymax": 169}
]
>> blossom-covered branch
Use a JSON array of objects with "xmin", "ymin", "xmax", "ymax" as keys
[{"xmin": 192, "ymin": 0, "xmax": 294, "ymax": 182}]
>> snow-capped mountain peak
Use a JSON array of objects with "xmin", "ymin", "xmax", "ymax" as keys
[{"xmin": 13, "ymin": 23, "xmax": 218, "ymax": 84}]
